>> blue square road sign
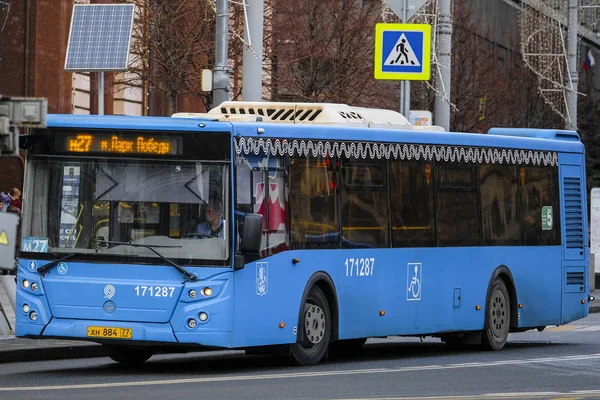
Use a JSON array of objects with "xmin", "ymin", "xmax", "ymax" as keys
[{"xmin": 374, "ymin": 23, "xmax": 431, "ymax": 81}]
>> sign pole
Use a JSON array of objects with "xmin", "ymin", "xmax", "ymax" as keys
[
  {"xmin": 434, "ymin": 0, "xmax": 452, "ymax": 131},
  {"xmin": 400, "ymin": 0, "xmax": 411, "ymax": 118},
  {"xmin": 98, "ymin": 71, "xmax": 104, "ymax": 115},
  {"xmin": 213, "ymin": 0, "xmax": 231, "ymax": 108}
]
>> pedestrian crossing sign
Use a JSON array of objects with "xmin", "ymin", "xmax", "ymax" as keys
[{"xmin": 374, "ymin": 23, "xmax": 431, "ymax": 81}]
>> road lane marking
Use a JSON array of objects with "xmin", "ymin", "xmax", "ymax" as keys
[
  {"xmin": 1, "ymin": 353, "xmax": 600, "ymax": 392},
  {"xmin": 546, "ymin": 326, "xmax": 580, "ymax": 331},
  {"xmin": 338, "ymin": 392, "xmax": 600, "ymax": 399},
  {"xmin": 574, "ymin": 326, "xmax": 600, "ymax": 332},
  {"xmin": 545, "ymin": 325, "xmax": 600, "ymax": 332}
]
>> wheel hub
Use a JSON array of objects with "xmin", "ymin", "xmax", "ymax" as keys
[
  {"xmin": 490, "ymin": 288, "xmax": 507, "ymax": 338},
  {"xmin": 304, "ymin": 304, "xmax": 325, "ymax": 345}
]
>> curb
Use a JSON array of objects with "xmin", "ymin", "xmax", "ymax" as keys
[{"xmin": 0, "ymin": 344, "xmax": 107, "ymax": 364}]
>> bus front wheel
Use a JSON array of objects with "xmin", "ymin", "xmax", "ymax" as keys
[
  {"xmin": 104, "ymin": 345, "xmax": 154, "ymax": 365},
  {"xmin": 482, "ymin": 278, "xmax": 510, "ymax": 351},
  {"xmin": 290, "ymin": 285, "xmax": 331, "ymax": 366}
]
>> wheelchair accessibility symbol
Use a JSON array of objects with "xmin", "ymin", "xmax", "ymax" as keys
[
  {"xmin": 57, "ymin": 262, "xmax": 68, "ymax": 275},
  {"xmin": 407, "ymin": 262, "xmax": 422, "ymax": 301}
]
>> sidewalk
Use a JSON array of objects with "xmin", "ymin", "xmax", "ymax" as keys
[
  {"xmin": 0, "ymin": 276, "xmax": 107, "ymax": 363},
  {"xmin": 0, "ymin": 290, "xmax": 598, "ymax": 364},
  {"xmin": 0, "ymin": 336, "xmax": 106, "ymax": 363}
]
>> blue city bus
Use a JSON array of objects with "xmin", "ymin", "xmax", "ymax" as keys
[{"xmin": 15, "ymin": 101, "xmax": 590, "ymax": 366}]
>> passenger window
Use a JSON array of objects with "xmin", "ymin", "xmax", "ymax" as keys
[
  {"xmin": 389, "ymin": 160, "xmax": 435, "ymax": 247},
  {"xmin": 436, "ymin": 164, "xmax": 480, "ymax": 246},
  {"xmin": 341, "ymin": 160, "xmax": 389, "ymax": 248},
  {"xmin": 479, "ymin": 165, "xmax": 521, "ymax": 245},
  {"xmin": 521, "ymin": 166, "xmax": 561, "ymax": 246},
  {"xmin": 289, "ymin": 155, "xmax": 339, "ymax": 249}
]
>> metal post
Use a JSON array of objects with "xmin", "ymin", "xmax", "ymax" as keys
[
  {"xmin": 434, "ymin": 0, "xmax": 452, "ymax": 131},
  {"xmin": 98, "ymin": 72, "xmax": 104, "ymax": 115},
  {"xmin": 242, "ymin": 0, "xmax": 264, "ymax": 101},
  {"xmin": 0, "ymin": 308, "xmax": 10, "ymax": 335},
  {"xmin": 0, "ymin": 276, "xmax": 15, "ymax": 315},
  {"xmin": 213, "ymin": 0, "xmax": 231, "ymax": 109},
  {"xmin": 566, "ymin": 0, "xmax": 578, "ymax": 131},
  {"xmin": 0, "ymin": 275, "xmax": 15, "ymax": 334},
  {"xmin": 400, "ymin": 0, "xmax": 411, "ymax": 117}
]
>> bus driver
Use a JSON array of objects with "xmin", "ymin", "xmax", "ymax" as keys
[{"xmin": 196, "ymin": 200, "xmax": 224, "ymax": 239}]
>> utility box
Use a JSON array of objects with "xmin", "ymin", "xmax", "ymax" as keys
[{"xmin": 0, "ymin": 212, "xmax": 19, "ymax": 270}]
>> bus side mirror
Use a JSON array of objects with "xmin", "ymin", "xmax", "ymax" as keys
[
  {"xmin": 235, "ymin": 213, "xmax": 262, "ymax": 271},
  {"xmin": 240, "ymin": 213, "xmax": 262, "ymax": 254}
]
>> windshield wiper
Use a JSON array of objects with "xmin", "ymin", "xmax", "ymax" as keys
[
  {"xmin": 37, "ymin": 253, "xmax": 78, "ymax": 274},
  {"xmin": 94, "ymin": 240, "xmax": 197, "ymax": 281}
]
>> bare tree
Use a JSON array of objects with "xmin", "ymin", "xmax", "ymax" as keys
[
  {"xmin": 113, "ymin": 0, "xmax": 216, "ymax": 115},
  {"xmin": 265, "ymin": 0, "xmax": 398, "ymax": 108},
  {"xmin": 508, "ymin": 62, "xmax": 564, "ymax": 129},
  {"xmin": 412, "ymin": 0, "xmax": 511, "ymax": 132},
  {"xmin": 412, "ymin": 0, "xmax": 559, "ymax": 132}
]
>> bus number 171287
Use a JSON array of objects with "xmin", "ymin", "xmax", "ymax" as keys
[
  {"xmin": 345, "ymin": 258, "xmax": 375, "ymax": 277},
  {"xmin": 134, "ymin": 286, "xmax": 175, "ymax": 297}
]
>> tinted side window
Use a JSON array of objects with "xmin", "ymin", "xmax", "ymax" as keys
[
  {"xmin": 521, "ymin": 166, "xmax": 561, "ymax": 246},
  {"xmin": 341, "ymin": 160, "xmax": 389, "ymax": 248},
  {"xmin": 480, "ymin": 165, "xmax": 521, "ymax": 246},
  {"xmin": 289, "ymin": 155, "xmax": 340, "ymax": 249},
  {"xmin": 389, "ymin": 160, "xmax": 435, "ymax": 247},
  {"xmin": 436, "ymin": 164, "xmax": 480, "ymax": 246}
]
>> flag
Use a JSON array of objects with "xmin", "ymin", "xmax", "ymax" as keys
[{"xmin": 583, "ymin": 50, "xmax": 595, "ymax": 70}]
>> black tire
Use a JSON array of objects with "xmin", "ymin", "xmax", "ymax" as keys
[
  {"xmin": 329, "ymin": 338, "xmax": 367, "ymax": 357},
  {"xmin": 104, "ymin": 345, "xmax": 154, "ymax": 365},
  {"xmin": 482, "ymin": 278, "xmax": 510, "ymax": 351},
  {"xmin": 290, "ymin": 286, "xmax": 331, "ymax": 366}
]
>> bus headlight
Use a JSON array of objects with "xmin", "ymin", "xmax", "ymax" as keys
[
  {"xmin": 31, "ymin": 282, "xmax": 38, "ymax": 291},
  {"xmin": 22, "ymin": 280, "xmax": 29, "ymax": 289},
  {"xmin": 29, "ymin": 311, "xmax": 37, "ymax": 321},
  {"xmin": 202, "ymin": 287, "xmax": 212, "ymax": 296},
  {"xmin": 188, "ymin": 289, "xmax": 197, "ymax": 299},
  {"xmin": 22, "ymin": 304, "xmax": 30, "ymax": 313},
  {"xmin": 187, "ymin": 318, "xmax": 197, "ymax": 329},
  {"xmin": 199, "ymin": 312, "xmax": 208, "ymax": 322}
]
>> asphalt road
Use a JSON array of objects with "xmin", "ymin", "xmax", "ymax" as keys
[{"xmin": 1, "ymin": 314, "xmax": 600, "ymax": 400}]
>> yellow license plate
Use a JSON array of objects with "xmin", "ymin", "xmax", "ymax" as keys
[{"xmin": 87, "ymin": 326, "xmax": 132, "ymax": 339}]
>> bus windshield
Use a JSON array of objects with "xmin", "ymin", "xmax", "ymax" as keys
[{"xmin": 20, "ymin": 157, "xmax": 230, "ymax": 265}]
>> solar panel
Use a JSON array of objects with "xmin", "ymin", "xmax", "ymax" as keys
[{"xmin": 64, "ymin": 4, "xmax": 135, "ymax": 72}]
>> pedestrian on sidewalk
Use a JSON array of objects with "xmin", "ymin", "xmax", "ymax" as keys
[{"xmin": 0, "ymin": 188, "xmax": 21, "ymax": 215}]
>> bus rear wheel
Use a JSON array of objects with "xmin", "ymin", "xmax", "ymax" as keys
[
  {"xmin": 482, "ymin": 278, "xmax": 510, "ymax": 351},
  {"xmin": 104, "ymin": 345, "xmax": 154, "ymax": 365},
  {"xmin": 290, "ymin": 286, "xmax": 331, "ymax": 366}
]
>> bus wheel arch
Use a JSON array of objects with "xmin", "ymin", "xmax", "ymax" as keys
[
  {"xmin": 485, "ymin": 266, "xmax": 518, "ymax": 330},
  {"xmin": 291, "ymin": 272, "xmax": 339, "ymax": 365},
  {"xmin": 482, "ymin": 266, "xmax": 517, "ymax": 350}
]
